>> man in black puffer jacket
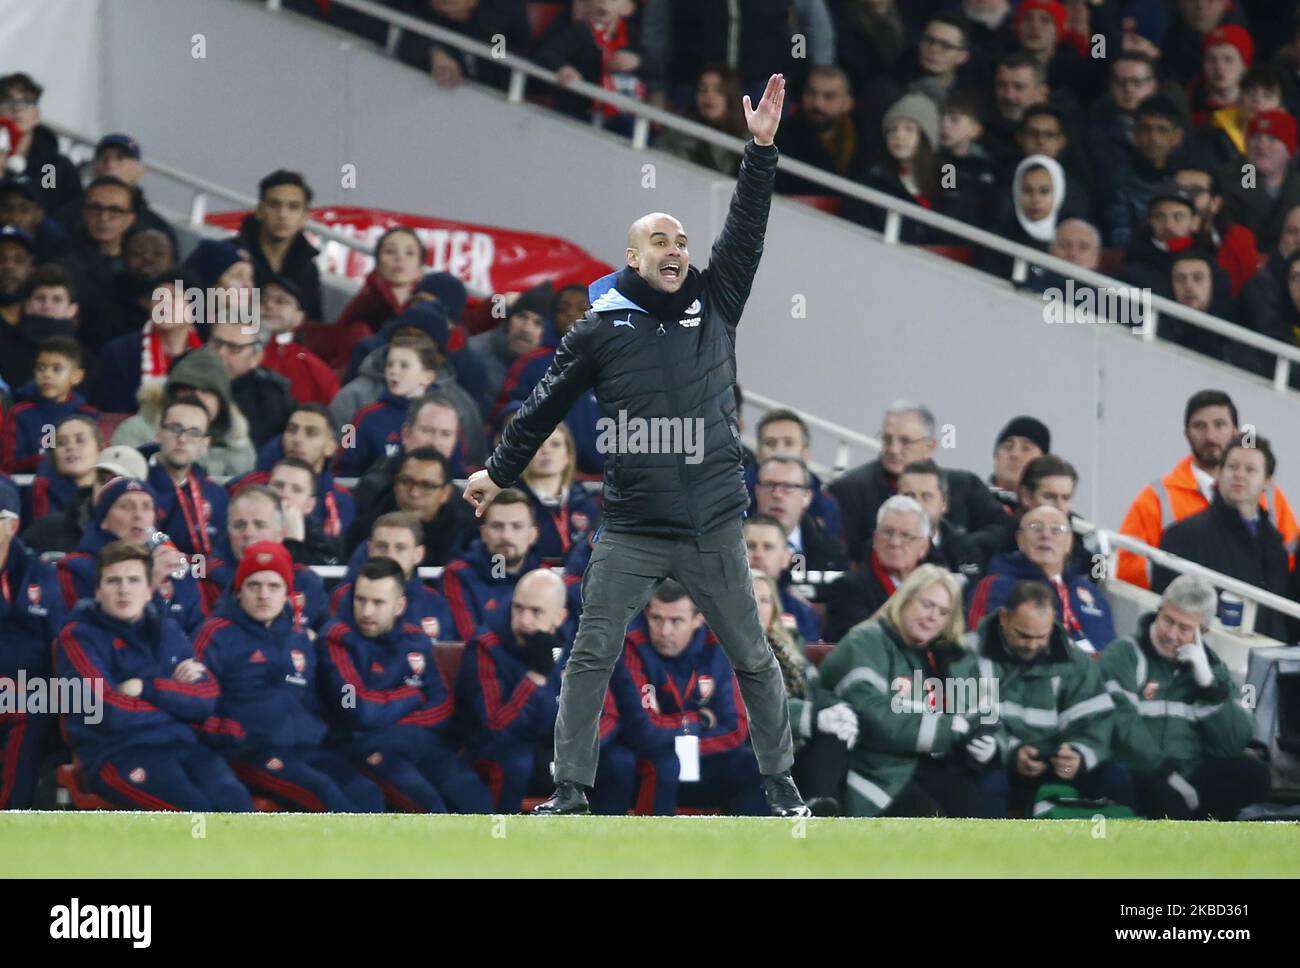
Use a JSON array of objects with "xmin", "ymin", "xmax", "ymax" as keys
[{"xmin": 465, "ymin": 75, "xmax": 808, "ymax": 819}]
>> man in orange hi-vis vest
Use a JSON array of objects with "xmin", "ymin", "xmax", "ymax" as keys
[{"xmin": 1117, "ymin": 390, "xmax": 1299, "ymax": 588}]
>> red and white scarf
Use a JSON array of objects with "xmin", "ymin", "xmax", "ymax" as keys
[{"xmin": 140, "ymin": 323, "xmax": 202, "ymax": 387}]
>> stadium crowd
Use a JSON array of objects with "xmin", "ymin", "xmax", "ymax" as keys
[
  {"xmin": 0, "ymin": 1, "xmax": 1290, "ymax": 820},
  {"xmin": 277, "ymin": 0, "xmax": 1300, "ymax": 375}
]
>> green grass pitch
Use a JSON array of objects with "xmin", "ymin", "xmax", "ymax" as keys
[{"xmin": 2, "ymin": 813, "xmax": 1297, "ymax": 877}]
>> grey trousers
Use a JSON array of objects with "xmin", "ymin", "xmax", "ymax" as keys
[{"xmin": 553, "ymin": 519, "xmax": 796, "ymax": 787}]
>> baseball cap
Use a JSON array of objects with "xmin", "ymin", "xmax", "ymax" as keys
[
  {"xmin": 96, "ymin": 445, "xmax": 149, "ymax": 481},
  {"xmin": 95, "ymin": 133, "xmax": 141, "ymax": 160},
  {"xmin": 0, "ymin": 224, "xmax": 34, "ymax": 253},
  {"xmin": 0, "ymin": 177, "xmax": 36, "ymax": 201}
]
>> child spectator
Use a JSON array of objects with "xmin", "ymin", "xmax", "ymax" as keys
[
  {"xmin": 2, "ymin": 336, "xmax": 97, "ymax": 472},
  {"xmin": 938, "ymin": 90, "xmax": 1001, "ymax": 227},
  {"xmin": 336, "ymin": 335, "xmax": 438, "ymax": 477},
  {"xmin": 855, "ymin": 94, "xmax": 946, "ymax": 244}
]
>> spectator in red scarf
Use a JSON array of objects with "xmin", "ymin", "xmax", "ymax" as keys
[
  {"xmin": 821, "ymin": 494, "xmax": 930, "ymax": 642},
  {"xmin": 257, "ymin": 275, "xmax": 339, "ymax": 406},
  {"xmin": 1172, "ymin": 165, "xmax": 1261, "ymax": 297},
  {"xmin": 94, "ymin": 277, "xmax": 202, "ymax": 414}
]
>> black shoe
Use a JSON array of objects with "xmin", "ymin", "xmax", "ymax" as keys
[
  {"xmin": 531, "ymin": 781, "xmax": 590, "ymax": 815},
  {"xmin": 763, "ymin": 771, "xmax": 811, "ymax": 817},
  {"xmin": 805, "ymin": 796, "xmax": 840, "ymax": 817}
]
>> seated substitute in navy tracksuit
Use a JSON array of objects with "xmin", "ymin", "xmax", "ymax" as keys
[
  {"xmin": 455, "ymin": 606, "xmax": 633, "ymax": 814},
  {"xmin": 56, "ymin": 496, "xmax": 205, "ymax": 636},
  {"xmin": 0, "ymin": 532, "xmax": 67, "ymax": 809},
  {"xmin": 611, "ymin": 618, "xmax": 766, "ymax": 816},
  {"xmin": 54, "ymin": 599, "xmax": 253, "ymax": 811},
  {"xmin": 201, "ymin": 536, "xmax": 328, "ymax": 630},
  {"xmin": 192, "ymin": 545, "xmax": 384, "ymax": 812},
  {"xmin": 319, "ymin": 589, "xmax": 492, "ymax": 813},
  {"xmin": 332, "ymin": 542, "xmax": 455, "ymax": 643},
  {"xmin": 441, "ymin": 540, "xmax": 542, "ymax": 640}
]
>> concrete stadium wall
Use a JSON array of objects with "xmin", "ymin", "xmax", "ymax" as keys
[{"xmin": 21, "ymin": 0, "xmax": 1300, "ymax": 529}]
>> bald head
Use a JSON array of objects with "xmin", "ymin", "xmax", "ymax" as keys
[
  {"xmin": 626, "ymin": 212, "xmax": 690, "ymax": 293},
  {"xmin": 511, "ymin": 568, "xmax": 568, "ymax": 639}
]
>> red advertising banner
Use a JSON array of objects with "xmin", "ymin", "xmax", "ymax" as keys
[{"xmin": 206, "ymin": 207, "xmax": 613, "ymax": 295}]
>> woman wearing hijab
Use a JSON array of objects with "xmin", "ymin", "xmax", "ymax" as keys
[{"xmin": 978, "ymin": 153, "xmax": 1068, "ymax": 285}]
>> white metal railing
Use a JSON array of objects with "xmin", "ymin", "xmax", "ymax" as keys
[
  {"xmin": 263, "ymin": 0, "xmax": 1300, "ymax": 392},
  {"xmin": 45, "ymin": 121, "xmax": 495, "ymax": 300},
  {"xmin": 741, "ymin": 388, "xmax": 879, "ymax": 479},
  {"xmin": 1077, "ymin": 519, "xmax": 1300, "ymax": 637}
]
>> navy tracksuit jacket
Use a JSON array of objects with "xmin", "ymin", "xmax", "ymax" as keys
[
  {"xmin": 2, "ymin": 384, "xmax": 98, "ymax": 473},
  {"xmin": 334, "ymin": 390, "xmax": 409, "ymax": 478},
  {"xmin": 201, "ymin": 538, "xmax": 328, "ymax": 630},
  {"xmin": 318, "ymin": 603, "xmax": 490, "ymax": 813},
  {"xmin": 516, "ymin": 479, "xmax": 601, "ymax": 565},
  {"xmin": 440, "ymin": 541, "xmax": 542, "ymax": 641},
  {"xmin": 0, "ymin": 539, "xmax": 67, "ymax": 808},
  {"xmin": 334, "ymin": 542, "xmax": 455, "ymax": 642},
  {"xmin": 191, "ymin": 597, "xmax": 383, "ymax": 812},
  {"xmin": 57, "ymin": 525, "xmax": 205, "ymax": 634},
  {"xmin": 147, "ymin": 461, "xmax": 228, "ymax": 560},
  {"xmin": 53, "ymin": 601, "xmax": 252, "ymax": 811},
  {"xmin": 453, "ymin": 609, "xmax": 633, "ymax": 813},
  {"xmin": 611, "ymin": 620, "xmax": 765, "ymax": 815}
]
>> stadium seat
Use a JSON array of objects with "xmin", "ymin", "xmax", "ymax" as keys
[
  {"xmin": 526, "ymin": 2, "xmax": 565, "ymax": 39},
  {"xmin": 1099, "ymin": 248, "xmax": 1124, "ymax": 278},
  {"xmin": 805, "ymin": 642, "xmax": 832, "ymax": 668},
  {"xmin": 920, "ymin": 245, "xmax": 975, "ymax": 266},
  {"xmin": 97, "ymin": 412, "xmax": 132, "ymax": 443},
  {"xmin": 434, "ymin": 641, "xmax": 466, "ymax": 688},
  {"xmin": 786, "ymin": 195, "xmax": 843, "ymax": 216}
]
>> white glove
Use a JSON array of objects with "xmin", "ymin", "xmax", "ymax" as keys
[
  {"xmin": 1167, "ymin": 771, "xmax": 1200, "ymax": 812},
  {"xmin": 950, "ymin": 715, "xmax": 971, "ymax": 737},
  {"xmin": 816, "ymin": 703, "xmax": 859, "ymax": 748},
  {"xmin": 967, "ymin": 734, "xmax": 998, "ymax": 765},
  {"xmin": 1176, "ymin": 631, "xmax": 1214, "ymax": 688}
]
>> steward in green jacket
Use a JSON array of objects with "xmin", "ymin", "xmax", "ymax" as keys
[
  {"xmin": 1099, "ymin": 574, "xmax": 1271, "ymax": 820},
  {"xmin": 965, "ymin": 581, "xmax": 1125, "ymax": 816},
  {"xmin": 819, "ymin": 565, "xmax": 995, "ymax": 817}
]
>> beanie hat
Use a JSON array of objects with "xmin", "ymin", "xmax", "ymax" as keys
[
  {"xmin": 234, "ymin": 540, "xmax": 294, "ymax": 595},
  {"xmin": 1202, "ymin": 24, "xmax": 1253, "ymax": 68},
  {"xmin": 1014, "ymin": 0, "xmax": 1067, "ymax": 40},
  {"xmin": 387, "ymin": 300, "xmax": 451, "ymax": 352},
  {"xmin": 1249, "ymin": 109, "xmax": 1297, "ymax": 157},
  {"xmin": 508, "ymin": 282, "xmax": 554, "ymax": 321},
  {"xmin": 194, "ymin": 239, "xmax": 250, "ymax": 289},
  {"xmin": 91, "ymin": 477, "xmax": 157, "ymax": 532},
  {"xmin": 995, "ymin": 416, "xmax": 1051, "ymax": 454},
  {"xmin": 416, "ymin": 272, "xmax": 468, "ymax": 321},
  {"xmin": 882, "ymin": 93, "xmax": 939, "ymax": 149}
]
